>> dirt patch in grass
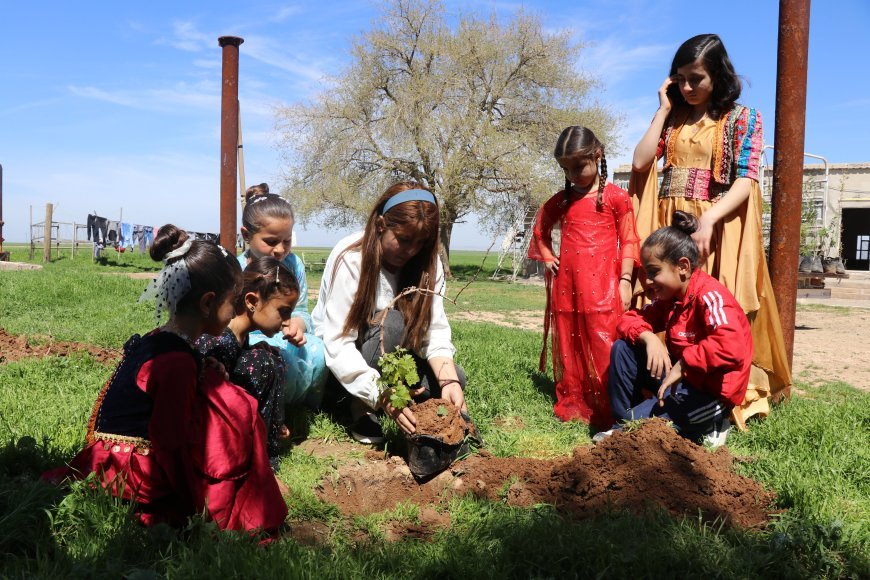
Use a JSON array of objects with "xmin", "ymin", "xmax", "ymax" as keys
[
  {"xmin": 451, "ymin": 310, "xmax": 542, "ymax": 331},
  {"xmin": 316, "ymin": 420, "xmax": 776, "ymax": 531},
  {"xmin": 0, "ymin": 327, "xmax": 119, "ymax": 365}
]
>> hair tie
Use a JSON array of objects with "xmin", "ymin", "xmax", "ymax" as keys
[
  {"xmin": 249, "ymin": 193, "xmax": 284, "ymax": 206},
  {"xmin": 163, "ymin": 238, "xmax": 194, "ymax": 263},
  {"xmin": 380, "ymin": 189, "xmax": 437, "ymax": 215}
]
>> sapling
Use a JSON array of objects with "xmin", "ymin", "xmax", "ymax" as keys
[{"xmin": 376, "ymin": 347, "xmax": 419, "ymax": 411}]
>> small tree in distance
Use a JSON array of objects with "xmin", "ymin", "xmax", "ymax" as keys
[{"xmin": 276, "ymin": 0, "xmax": 619, "ymax": 275}]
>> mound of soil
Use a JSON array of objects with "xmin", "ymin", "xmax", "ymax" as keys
[
  {"xmin": 316, "ymin": 420, "xmax": 776, "ymax": 530},
  {"xmin": 0, "ymin": 327, "xmax": 119, "ymax": 365},
  {"xmin": 413, "ymin": 398, "xmax": 465, "ymax": 444}
]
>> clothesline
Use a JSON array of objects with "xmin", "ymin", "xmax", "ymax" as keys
[{"xmin": 86, "ymin": 213, "xmax": 242, "ymax": 260}]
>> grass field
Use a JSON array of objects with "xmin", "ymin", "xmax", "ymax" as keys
[{"xmin": 0, "ymin": 246, "xmax": 867, "ymax": 578}]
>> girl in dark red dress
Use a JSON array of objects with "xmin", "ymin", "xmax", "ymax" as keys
[
  {"xmin": 52, "ymin": 225, "xmax": 288, "ymax": 532},
  {"xmin": 530, "ymin": 127, "xmax": 641, "ymax": 428}
]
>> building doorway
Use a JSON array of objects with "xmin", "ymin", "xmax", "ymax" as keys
[{"xmin": 841, "ymin": 208, "xmax": 870, "ymax": 271}]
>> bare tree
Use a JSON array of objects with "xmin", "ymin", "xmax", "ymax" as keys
[{"xmin": 276, "ymin": 0, "xmax": 618, "ymax": 275}]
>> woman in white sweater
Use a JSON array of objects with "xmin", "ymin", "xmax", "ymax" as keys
[{"xmin": 312, "ymin": 182, "xmax": 467, "ymax": 444}]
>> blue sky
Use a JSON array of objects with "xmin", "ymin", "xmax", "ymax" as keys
[{"xmin": 2, "ymin": 1, "xmax": 868, "ymax": 249}]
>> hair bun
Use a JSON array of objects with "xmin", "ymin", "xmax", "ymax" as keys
[
  {"xmin": 671, "ymin": 211, "xmax": 699, "ymax": 235},
  {"xmin": 244, "ymin": 182, "xmax": 270, "ymax": 204},
  {"xmin": 149, "ymin": 224, "xmax": 190, "ymax": 262}
]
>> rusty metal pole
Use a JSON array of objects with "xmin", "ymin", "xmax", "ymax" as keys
[
  {"xmin": 769, "ymin": 0, "xmax": 811, "ymax": 366},
  {"xmin": 218, "ymin": 36, "xmax": 244, "ymax": 255}
]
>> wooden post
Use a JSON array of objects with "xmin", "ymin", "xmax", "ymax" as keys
[
  {"xmin": 72, "ymin": 222, "xmax": 77, "ymax": 259},
  {"xmin": 29, "ymin": 205, "xmax": 34, "ymax": 260},
  {"xmin": 43, "ymin": 203, "xmax": 53, "ymax": 263}
]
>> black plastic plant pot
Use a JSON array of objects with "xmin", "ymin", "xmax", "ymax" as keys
[{"xmin": 406, "ymin": 434, "xmax": 470, "ymax": 480}]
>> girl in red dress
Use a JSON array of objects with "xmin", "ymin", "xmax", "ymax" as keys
[
  {"xmin": 530, "ymin": 127, "xmax": 641, "ymax": 428},
  {"xmin": 51, "ymin": 225, "xmax": 288, "ymax": 532}
]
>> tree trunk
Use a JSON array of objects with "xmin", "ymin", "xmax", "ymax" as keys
[
  {"xmin": 438, "ymin": 197, "xmax": 458, "ymax": 279},
  {"xmin": 439, "ymin": 219, "xmax": 453, "ymax": 279}
]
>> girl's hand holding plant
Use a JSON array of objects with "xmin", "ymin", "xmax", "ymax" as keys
[{"xmin": 282, "ymin": 318, "xmax": 307, "ymax": 346}]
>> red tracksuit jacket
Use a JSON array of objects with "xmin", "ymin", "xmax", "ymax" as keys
[{"xmin": 616, "ymin": 269, "xmax": 752, "ymax": 407}]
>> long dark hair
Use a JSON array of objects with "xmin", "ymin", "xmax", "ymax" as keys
[
  {"xmin": 668, "ymin": 34, "xmax": 741, "ymax": 120},
  {"xmin": 553, "ymin": 126, "xmax": 608, "ymax": 210},
  {"xmin": 643, "ymin": 211, "xmax": 700, "ymax": 269},
  {"xmin": 150, "ymin": 224, "xmax": 242, "ymax": 315},
  {"xmin": 338, "ymin": 181, "xmax": 440, "ymax": 351}
]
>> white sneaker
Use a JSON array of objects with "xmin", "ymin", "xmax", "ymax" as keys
[
  {"xmin": 592, "ymin": 428, "xmax": 617, "ymax": 443},
  {"xmin": 702, "ymin": 417, "xmax": 731, "ymax": 449}
]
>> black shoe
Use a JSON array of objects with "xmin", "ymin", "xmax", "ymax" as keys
[{"xmin": 351, "ymin": 412, "xmax": 385, "ymax": 445}]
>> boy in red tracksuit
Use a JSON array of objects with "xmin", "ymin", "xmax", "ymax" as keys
[{"xmin": 601, "ymin": 211, "xmax": 752, "ymax": 447}]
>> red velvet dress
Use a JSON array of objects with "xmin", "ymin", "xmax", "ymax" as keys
[
  {"xmin": 530, "ymin": 183, "xmax": 640, "ymax": 428},
  {"xmin": 50, "ymin": 331, "xmax": 287, "ymax": 532}
]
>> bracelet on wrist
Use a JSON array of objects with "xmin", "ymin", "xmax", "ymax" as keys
[{"xmin": 438, "ymin": 379, "xmax": 462, "ymax": 388}]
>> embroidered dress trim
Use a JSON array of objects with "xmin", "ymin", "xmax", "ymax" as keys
[
  {"xmin": 91, "ymin": 431, "xmax": 152, "ymax": 453},
  {"xmin": 659, "ymin": 167, "xmax": 729, "ymax": 201}
]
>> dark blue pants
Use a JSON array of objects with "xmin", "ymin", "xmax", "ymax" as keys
[{"xmin": 608, "ymin": 339, "xmax": 728, "ymax": 440}]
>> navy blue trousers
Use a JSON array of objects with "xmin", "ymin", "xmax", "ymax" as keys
[{"xmin": 608, "ymin": 339, "xmax": 728, "ymax": 440}]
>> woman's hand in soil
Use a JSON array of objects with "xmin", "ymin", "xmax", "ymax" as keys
[
  {"xmin": 545, "ymin": 257, "xmax": 559, "ymax": 276},
  {"xmin": 282, "ymin": 318, "xmax": 307, "ymax": 346},
  {"xmin": 640, "ymin": 331, "xmax": 671, "ymax": 380},
  {"xmin": 441, "ymin": 382, "xmax": 468, "ymax": 414},
  {"xmin": 656, "ymin": 360, "xmax": 683, "ymax": 407},
  {"xmin": 384, "ymin": 402, "xmax": 417, "ymax": 435}
]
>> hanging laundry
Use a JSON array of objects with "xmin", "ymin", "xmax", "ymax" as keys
[
  {"xmin": 143, "ymin": 226, "xmax": 154, "ymax": 251},
  {"xmin": 119, "ymin": 222, "xmax": 134, "ymax": 250},
  {"xmin": 107, "ymin": 220, "xmax": 120, "ymax": 244},
  {"xmin": 132, "ymin": 225, "xmax": 144, "ymax": 252}
]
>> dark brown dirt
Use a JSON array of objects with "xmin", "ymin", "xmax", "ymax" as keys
[
  {"xmin": 316, "ymin": 420, "xmax": 777, "ymax": 531},
  {"xmin": 0, "ymin": 327, "xmax": 119, "ymax": 365},
  {"xmin": 412, "ymin": 398, "xmax": 465, "ymax": 444}
]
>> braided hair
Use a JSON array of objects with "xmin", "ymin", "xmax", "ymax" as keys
[{"xmin": 553, "ymin": 126, "xmax": 608, "ymax": 210}]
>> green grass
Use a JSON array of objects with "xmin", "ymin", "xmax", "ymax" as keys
[{"xmin": 0, "ymin": 250, "xmax": 868, "ymax": 577}]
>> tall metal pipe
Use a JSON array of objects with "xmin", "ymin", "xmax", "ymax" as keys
[
  {"xmin": 769, "ymin": 0, "xmax": 811, "ymax": 366},
  {"xmin": 218, "ymin": 36, "xmax": 244, "ymax": 255}
]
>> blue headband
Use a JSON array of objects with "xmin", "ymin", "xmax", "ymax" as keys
[{"xmin": 380, "ymin": 189, "xmax": 437, "ymax": 215}]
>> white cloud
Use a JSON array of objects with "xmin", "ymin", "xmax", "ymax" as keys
[
  {"xmin": 68, "ymin": 82, "xmax": 220, "ymax": 113},
  {"xmin": 270, "ymin": 5, "xmax": 303, "ymax": 23},
  {"xmin": 241, "ymin": 35, "xmax": 331, "ymax": 83},
  {"xmin": 577, "ymin": 37, "xmax": 671, "ymax": 84},
  {"xmin": 158, "ymin": 20, "xmax": 212, "ymax": 52}
]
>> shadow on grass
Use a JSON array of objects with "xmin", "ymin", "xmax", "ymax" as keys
[{"xmin": 527, "ymin": 367, "xmax": 556, "ymax": 402}]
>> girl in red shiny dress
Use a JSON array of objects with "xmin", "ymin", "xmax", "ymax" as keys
[
  {"xmin": 530, "ymin": 127, "xmax": 641, "ymax": 428},
  {"xmin": 48, "ymin": 225, "xmax": 287, "ymax": 533}
]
